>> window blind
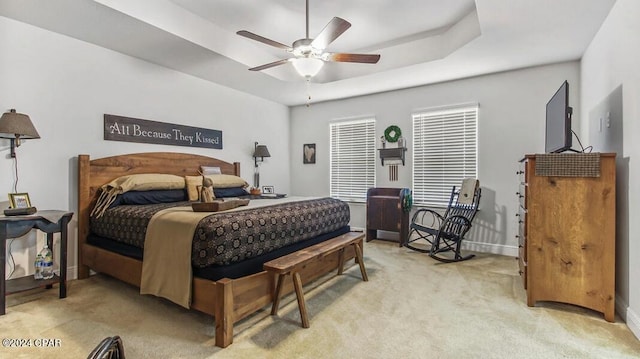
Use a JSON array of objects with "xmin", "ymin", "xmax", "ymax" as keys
[
  {"xmin": 330, "ymin": 118, "xmax": 376, "ymax": 201},
  {"xmin": 412, "ymin": 105, "xmax": 478, "ymax": 207}
]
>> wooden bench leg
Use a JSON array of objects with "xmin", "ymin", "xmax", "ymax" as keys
[
  {"xmin": 271, "ymin": 273, "xmax": 287, "ymax": 315},
  {"xmin": 337, "ymin": 248, "xmax": 346, "ymax": 275},
  {"xmin": 353, "ymin": 243, "xmax": 368, "ymax": 282},
  {"xmin": 292, "ymin": 272, "xmax": 309, "ymax": 328}
]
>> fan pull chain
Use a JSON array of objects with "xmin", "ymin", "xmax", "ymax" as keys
[{"xmin": 306, "ymin": 77, "xmax": 312, "ymax": 107}]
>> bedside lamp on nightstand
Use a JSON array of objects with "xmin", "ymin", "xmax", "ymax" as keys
[
  {"xmin": 0, "ymin": 108, "xmax": 41, "ymax": 216},
  {"xmin": 0, "ymin": 109, "xmax": 40, "ymax": 158},
  {"xmin": 252, "ymin": 142, "xmax": 271, "ymax": 190}
]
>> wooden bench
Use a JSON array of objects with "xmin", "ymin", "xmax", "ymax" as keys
[{"xmin": 263, "ymin": 232, "xmax": 368, "ymax": 328}]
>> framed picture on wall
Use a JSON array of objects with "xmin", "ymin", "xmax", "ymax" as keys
[{"xmin": 303, "ymin": 143, "xmax": 316, "ymax": 164}]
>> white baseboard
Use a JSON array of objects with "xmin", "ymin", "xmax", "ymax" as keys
[
  {"xmin": 626, "ymin": 304, "xmax": 640, "ymax": 341},
  {"xmin": 56, "ymin": 266, "xmax": 78, "ymax": 281},
  {"xmin": 615, "ymin": 294, "xmax": 629, "ymax": 322},
  {"xmin": 67, "ymin": 265, "xmax": 77, "ymax": 280},
  {"xmin": 463, "ymin": 241, "xmax": 518, "ymax": 257},
  {"xmin": 364, "ymin": 226, "xmax": 519, "ymax": 257}
]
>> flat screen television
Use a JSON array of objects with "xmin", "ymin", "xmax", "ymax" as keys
[{"xmin": 545, "ymin": 80, "xmax": 573, "ymax": 153}]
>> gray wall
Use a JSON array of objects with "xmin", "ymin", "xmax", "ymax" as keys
[
  {"xmin": 0, "ymin": 16, "xmax": 290, "ymax": 279},
  {"xmin": 290, "ymin": 61, "xmax": 580, "ymax": 256},
  {"xmin": 580, "ymin": 0, "xmax": 640, "ymax": 339}
]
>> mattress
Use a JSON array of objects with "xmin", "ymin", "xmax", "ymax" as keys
[
  {"xmin": 88, "ymin": 226, "xmax": 350, "ymax": 281},
  {"xmin": 89, "ymin": 197, "xmax": 351, "ymax": 270}
]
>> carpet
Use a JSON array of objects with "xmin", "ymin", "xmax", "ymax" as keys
[{"xmin": 2, "ymin": 240, "xmax": 639, "ymax": 358}]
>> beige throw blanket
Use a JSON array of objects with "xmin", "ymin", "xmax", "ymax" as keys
[
  {"xmin": 140, "ymin": 197, "xmax": 309, "ymax": 308},
  {"xmin": 140, "ymin": 207, "xmax": 210, "ymax": 308}
]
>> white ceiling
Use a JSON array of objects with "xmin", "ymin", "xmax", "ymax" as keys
[{"xmin": 0, "ymin": 0, "xmax": 617, "ymax": 106}]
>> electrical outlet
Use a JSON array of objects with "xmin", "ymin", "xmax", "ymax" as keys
[{"xmin": 606, "ymin": 111, "xmax": 611, "ymax": 128}]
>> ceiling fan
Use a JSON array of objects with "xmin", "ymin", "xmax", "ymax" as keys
[{"xmin": 236, "ymin": 0, "xmax": 380, "ymax": 78}]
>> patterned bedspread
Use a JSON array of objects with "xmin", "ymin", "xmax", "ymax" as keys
[{"xmin": 90, "ymin": 197, "xmax": 350, "ymax": 267}]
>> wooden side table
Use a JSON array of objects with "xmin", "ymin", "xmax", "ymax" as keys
[
  {"xmin": 366, "ymin": 188, "xmax": 409, "ymax": 247},
  {"xmin": 0, "ymin": 210, "xmax": 73, "ymax": 315}
]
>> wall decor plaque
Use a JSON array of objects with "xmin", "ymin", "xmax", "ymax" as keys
[
  {"xmin": 303, "ymin": 143, "xmax": 316, "ymax": 164},
  {"xmin": 104, "ymin": 114, "xmax": 222, "ymax": 149}
]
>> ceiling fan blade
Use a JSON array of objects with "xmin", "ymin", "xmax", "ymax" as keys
[
  {"xmin": 248, "ymin": 59, "xmax": 290, "ymax": 71},
  {"xmin": 310, "ymin": 17, "xmax": 351, "ymax": 50},
  {"xmin": 237, "ymin": 30, "xmax": 292, "ymax": 50},
  {"xmin": 324, "ymin": 53, "xmax": 381, "ymax": 64}
]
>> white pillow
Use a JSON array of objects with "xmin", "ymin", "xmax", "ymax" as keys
[{"xmin": 200, "ymin": 166, "xmax": 222, "ymax": 175}]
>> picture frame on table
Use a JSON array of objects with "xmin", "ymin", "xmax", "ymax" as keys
[
  {"xmin": 262, "ymin": 186, "xmax": 275, "ymax": 195},
  {"xmin": 8, "ymin": 192, "xmax": 32, "ymax": 209}
]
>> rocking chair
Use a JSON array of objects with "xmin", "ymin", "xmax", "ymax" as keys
[
  {"xmin": 405, "ymin": 179, "xmax": 481, "ymax": 263},
  {"xmin": 87, "ymin": 336, "xmax": 125, "ymax": 359}
]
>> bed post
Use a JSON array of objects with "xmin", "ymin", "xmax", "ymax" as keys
[
  {"xmin": 215, "ymin": 278, "xmax": 234, "ymax": 347},
  {"xmin": 77, "ymin": 154, "xmax": 91, "ymax": 279}
]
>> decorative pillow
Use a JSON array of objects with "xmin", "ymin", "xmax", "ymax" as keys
[
  {"xmin": 185, "ymin": 176, "xmax": 205, "ymax": 201},
  {"xmin": 109, "ymin": 189, "xmax": 187, "ymax": 208},
  {"xmin": 106, "ymin": 173, "xmax": 185, "ymax": 192},
  {"xmin": 206, "ymin": 174, "xmax": 249, "ymax": 189},
  {"xmin": 213, "ymin": 187, "xmax": 249, "ymax": 198},
  {"xmin": 91, "ymin": 173, "xmax": 186, "ymax": 218},
  {"xmin": 185, "ymin": 174, "xmax": 249, "ymax": 201},
  {"xmin": 200, "ymin": 166, "xmax": 222, "ymax": 175}
]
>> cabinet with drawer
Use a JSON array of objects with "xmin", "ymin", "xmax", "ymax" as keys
[
  {"xmin": 517, "ymin": 153, "xmax": 616, "ymax": 322},
  {"xmin": 366, "ymin": 187, "xmax": 409, "ymax": 247}
]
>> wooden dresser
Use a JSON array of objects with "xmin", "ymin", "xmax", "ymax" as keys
[
  {"xmin": 366, "ymin": 188, "xmax": 409, "ymax": 247},
  {"xmin": 517, "ymin": 153, "xmax": 616, "ymax": 321}
]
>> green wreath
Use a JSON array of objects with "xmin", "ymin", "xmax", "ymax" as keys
[{"xmin": 384, "ymin": 125, "xmax": 402, "ymax": 143}]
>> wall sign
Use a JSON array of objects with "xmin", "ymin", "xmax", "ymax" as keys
[{"xmin": 104, "ymin": 114, "xmax": 222, "ymax": 149}]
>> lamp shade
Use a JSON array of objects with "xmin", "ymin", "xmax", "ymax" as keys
[
  {"xmin": 291, "ymin": 57, "xmax": 324, "ymax": 78},
  {"xmin": 253, "ymin": 145, "xmax": 271, "ymax": 158},
  {"xmin": 0, "ymin": 109, "xmax": 40, "ymax": 139}
]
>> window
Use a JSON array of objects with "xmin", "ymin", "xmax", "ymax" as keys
[
  {"xmin": 330, "ymin": 118, "xmax": 376, "ymax": 201},
  {"xmin": 412, "ymin": 104, "xmax": 478, "ymax": 207}
]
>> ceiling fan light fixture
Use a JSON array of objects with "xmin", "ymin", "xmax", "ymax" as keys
[
  {"xmin": 291, "ymin": 57, "xmax": 324, "ymax": 78},
  {"xmin": 237, "ymin": 1, "xmax": 379, "ymax": 78}
]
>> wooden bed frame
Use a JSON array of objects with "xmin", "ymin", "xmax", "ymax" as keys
[{"xmin": 77, "ymin": 152, "xmax": 356, "ymax": 348}]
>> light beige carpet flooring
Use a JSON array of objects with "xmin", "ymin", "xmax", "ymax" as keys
[{"xmin": 2, "ymin": 240, "xmax": 640, "ymax": 358}]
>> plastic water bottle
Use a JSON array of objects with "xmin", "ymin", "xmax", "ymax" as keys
[
  {"xmin": 34, "ymin": 254, "xmax": 43, "ymax": 280},
  {"xmin": 40, "ymin": 245, "xmax": 54, "ymax": 280}
]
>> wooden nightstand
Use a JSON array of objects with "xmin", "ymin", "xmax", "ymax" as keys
[{"xmin": 0, "ymin": 210, "xmax": 73, "ymax": 315}]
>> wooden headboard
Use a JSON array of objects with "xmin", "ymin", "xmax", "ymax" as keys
[{"xmin": 77, "ymin": 152, "xmax": 241, "ymax": 279}]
